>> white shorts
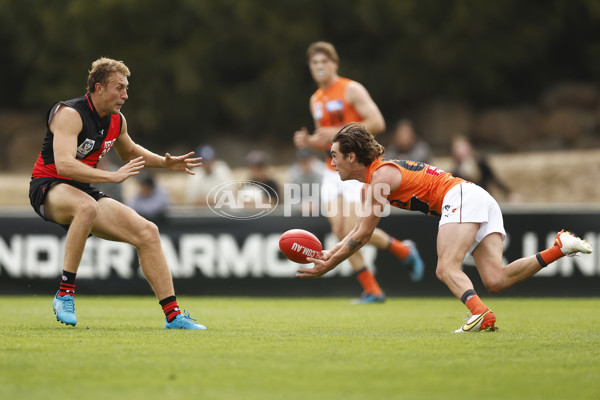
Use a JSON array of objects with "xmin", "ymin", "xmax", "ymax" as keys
[
  {"xmin": 320, "ymin": 167, "xmax": 363, "ymax": 204},
  {"xmin": 439, "ymin": 182, "xmax": 506, "ymax": 254}
]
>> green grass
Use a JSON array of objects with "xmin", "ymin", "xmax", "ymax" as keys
[{"xmin": 1, "ymin": 296, "xmax": 599, "ymax": 400}]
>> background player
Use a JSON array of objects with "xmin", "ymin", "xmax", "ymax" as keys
[
  {"xmin": 29, "ymin": 57, "xmax": 205, "ymax": 330},
  {"xmin": 297, "ymin": 123, "xmax": 593, "ymax": 331},
  {"xmin": 294, "ymin": 41, "xmax": 424, "ymax": 304}
]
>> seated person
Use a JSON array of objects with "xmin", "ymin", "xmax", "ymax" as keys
[
  {"xmin": 184, "ymin": 145, "xmax": 233, "ymax": 207},
  {"xmin": 450, "ymin": 135, "xmax": 517, "ymax": 201},
  {"xmin": 245, "ymin": 150, "xmax": 279, "ymax": 206},
  {"xmin": 384, "ymin": 119, "xmax": 432, "ymax": 163},
  {"xmin": 127, "ymin": 172, "xmax": 170, "ymax": 223}
]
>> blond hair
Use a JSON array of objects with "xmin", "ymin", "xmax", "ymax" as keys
[
  {"xmin": 87, "ymin": 57, "xmax": 130, "ymax": 93},
  {"xmin": 306, "ymin": 41, "xmax": 339, "ymax": 64}
]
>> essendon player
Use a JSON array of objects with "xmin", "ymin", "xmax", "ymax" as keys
[
  {"xmin": 29, "ymin": 58, "xmax": 205, "ymax": 329},
  {"xmin": 297, "ymin": 123, "xmax": 593, "ymax": 332},
  {"xmin": 293, "ymin": 42, "xmax": 425, "ymax": 304}
]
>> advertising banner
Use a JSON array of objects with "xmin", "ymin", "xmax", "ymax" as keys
[{"xmin": 0, "ymin": 209, "xmax": 598, "ymax": 297}]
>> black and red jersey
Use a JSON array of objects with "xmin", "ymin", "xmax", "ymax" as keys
[{"xmin": 31, "ymin": 93, "xmax": 122, "ymax": 179}]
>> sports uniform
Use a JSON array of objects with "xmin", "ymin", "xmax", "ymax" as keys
[
  {"xmin": 365, "ymin": 158, "xmax": 507, "ymax": 252},
  {"xmin": 309, "ymin": 76, "xmax": 425, "ymax": 297},
  {"xmin": 29, "ymin": 93, "xmax": 121, "ymax": 223},
  {"xmin": 312, "ymin": 77, "xmax": 364, "ymax": 204},
  {"xmin": 39, "ymin": 58, "xmax": 206, "ymax": 330},
  {"xmin": 298, "ymin": 125, "xmax": 593, "ymax": 332}
]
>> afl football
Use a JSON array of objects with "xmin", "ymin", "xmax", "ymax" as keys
[{"xmin": 279, "ymin": 229, "xmax": 322, "ymax": 264}]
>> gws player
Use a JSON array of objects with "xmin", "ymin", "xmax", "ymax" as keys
[{"xmin": 297, "ymin": 123, "xmax": 592, "ymax": 332}]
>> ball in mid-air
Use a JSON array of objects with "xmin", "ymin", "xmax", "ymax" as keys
[{"xmin": 279, "ymin": 229, "xmax": 322, "ymax": 264}]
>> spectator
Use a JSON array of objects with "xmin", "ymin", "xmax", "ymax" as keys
[
  {"xmin": 288, "ymin": 148, "xmax": 325, "ymax": 214},
  {"xmin": 127, "ymin": 172, "xmax": 170, "ymax": 224},
  {"xmin": 245, "ymin": 150, "xmax": 279, "ymax": 206},
  {"xmin": 384, "ymin": 119, "xmax": 432, "ymax": 163},
  {"xmin": 185, "ymin": 145, "xmax": 233, "ymax": 207},
  {"xmin": 450, "ymin": 135, "xmax": 518, "ymax": 202}
]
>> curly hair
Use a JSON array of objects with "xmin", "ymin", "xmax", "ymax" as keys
[
  {"xmin": 87, "ymin": 57, "xmax": 130, "ymax": 93},
  {"xmin": 332, "ymin": 123, "xmax": 385, "ymax": 166}
]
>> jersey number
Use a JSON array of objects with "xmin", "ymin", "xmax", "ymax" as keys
[{"xmin": 389, "ymin": 160, "xmax": 443, "ymax": 176}]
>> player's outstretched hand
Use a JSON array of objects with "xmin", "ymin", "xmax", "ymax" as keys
[
  {"xmin": 165, "ymin": 152, "xmax": 202, "ymax": 175},
  {"xmin": 296, "ymin": 254, "xmax": 332, "ymax": 278},
  {"xmin": 113, "ymin": 156, "xmax": 145, "ymax": 183}
]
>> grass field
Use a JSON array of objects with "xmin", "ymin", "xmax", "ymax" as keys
[{"xmin": 1, "ymin": 296, "xmax": 599, "ymax": 400}]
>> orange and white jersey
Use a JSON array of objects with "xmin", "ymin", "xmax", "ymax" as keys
[
  {"xmin": 311, "ymin": 77, "xmax": 362, "ymax": 171},
  {"xmin": 365, "ymin": 159, "xmax": 466, "ymax": 217},
  {"xmin": 312, "ymin": 77, "xmax": 362, "ymax": 127}
]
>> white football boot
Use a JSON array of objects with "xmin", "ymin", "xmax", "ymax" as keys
[
  {"xmin": 455, "ymin": 309, "xmax": 497, "ymax": 333},
  {"xmin": 556, "ymin": 230, "xmax": 592, "ymax": 256}
]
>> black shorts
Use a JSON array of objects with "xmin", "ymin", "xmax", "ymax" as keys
[{"xmin": 29, "ymin": 177, "xmax": 110, "ymax": 229}]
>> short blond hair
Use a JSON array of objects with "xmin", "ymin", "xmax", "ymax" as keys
[
  {"xmin": 87, "ymin": 57, "xmax": 130, "ymax": 93},
  {"xmin": 306, "ymin": 41, "xmax": 339, "ymax": 64}
]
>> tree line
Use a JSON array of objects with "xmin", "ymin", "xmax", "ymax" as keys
[{"xmin": 1, "ymin": 0, "xmax": 599, "ymax": 149}]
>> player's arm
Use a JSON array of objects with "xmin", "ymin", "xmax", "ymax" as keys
[
  {"xmin": 297, "ymin": 168, "xmax": 397, "ymax": 278},
  {"xmin": 316, "ymin": 185, "xmax": 381, "ymax": 258},
  {"xmin": 297, "ymin": 187, "xmax": 386, "ymax": 278},
  {"xmin": 52, "ymin": 107, "xmax": 144, "ymax": 183},
  {"xmin": 345, "ymin": 81, "xmax": 386, "ymax": 135},
  {"xmin": 297, "ymin": 207, "xmax": 381, "ymax": 278},
  {"xmin": 316, "ymin": 224, "xmax": 361, "ymax": 262},
  {"xmin": 113, "ymin": 114, "xmax": 202, "ymax": 175}
]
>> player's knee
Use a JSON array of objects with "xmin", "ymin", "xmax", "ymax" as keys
[
  {"xmin": 74, "ymin": 198, "xmax": 99, "ymax": 223},
  {"xmin": 435, "ymin": 263, "xmax": 450, "ymax": 283},
  {"xmin": 481, "ymin": 276, "xmax": 504, "ymax": 294},
  {"xmin": 435, "ymin": 266, "xmax": 443, "ymax": 282},
  {"xmin": 435, "ymin": 260, "xmax": 464, "ymax": 284},
  {"xmin": 137, "ymin": 219, "xmax": 161, "ymax": 246}
]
